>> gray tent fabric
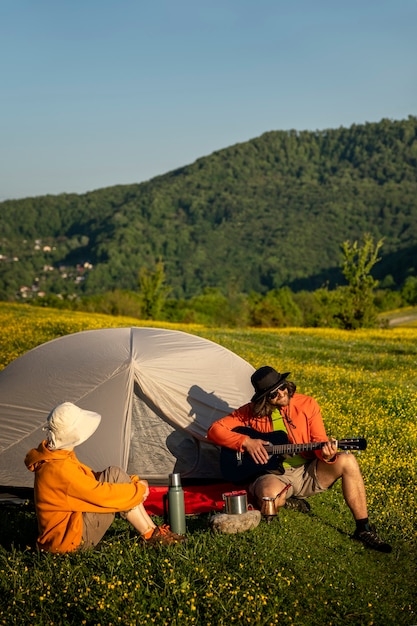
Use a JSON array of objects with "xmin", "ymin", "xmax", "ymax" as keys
[{"xmin": 0, "ymin": 327, "xmax": 255, "ymax": 488}]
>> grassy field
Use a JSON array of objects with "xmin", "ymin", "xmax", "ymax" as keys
[{"xmin": 0, "ymin": 303, "xmax": 416, "ymax": 625}]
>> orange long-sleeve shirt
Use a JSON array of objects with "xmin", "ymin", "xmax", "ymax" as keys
[
  {"xmin": 25, "ymin": 441, "xmax": 147, "ymax": 553},
  {"xmin": 207, "ymin": 393, "xmax": 329, "ymax": 462}
]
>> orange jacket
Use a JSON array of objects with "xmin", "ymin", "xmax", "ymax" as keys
[
  {"xmin": 207, "ymin": 393, "xmax": 329, "ymax": 462},
  {"xmin": 24, "ymin": 441, "xmax": 147, "ymax": 553}
]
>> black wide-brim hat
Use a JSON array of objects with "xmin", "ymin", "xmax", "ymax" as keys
[{"xmin": 250, "ymin": 366, "xmax": 290, "ymax": 402}]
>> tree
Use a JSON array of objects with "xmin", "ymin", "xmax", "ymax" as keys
[
  {"xmin": 138, "ymin": 260, "xmax": 170, "ymax": 320},
  {"xmin": 248, "ymin": 287, "xmax": 302, "ymax": 327},
  {"xmin": 336, "ymin": 234, "xmax": 384, "ymax": 329},
  {"xmin": 401, "ymin": 276, "xmax": 417, "ymax": 305}
]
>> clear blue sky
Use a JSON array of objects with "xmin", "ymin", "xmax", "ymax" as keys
[{"xmin": 1, "ymin": 0, "xmax": 416, "ymax": 200}]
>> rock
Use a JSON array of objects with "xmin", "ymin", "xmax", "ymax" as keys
[{"xmin": 209, "ymin": 509, "xmax": 262, "ymax": 534}]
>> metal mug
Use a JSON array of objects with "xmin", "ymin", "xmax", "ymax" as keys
[
  {"xmin": 260, "ymin": 497, "xmax": 277, "ymax": 518},
  {"xmin": 222, "ymin": 490, "xmax": 248, "ymax": 515}
]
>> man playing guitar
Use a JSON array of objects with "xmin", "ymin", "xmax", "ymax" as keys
[{"xmin": 207, "ymin": 366, "xmax": 391, "ymax": 553}]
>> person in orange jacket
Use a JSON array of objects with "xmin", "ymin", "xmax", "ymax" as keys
[
  {"xmin": 25, "ymin": 402, "xmax": 185, "ymax": 552},
  {"xmin": 207, "ymin": 366, "xmax": 391, "ymax": 553}
]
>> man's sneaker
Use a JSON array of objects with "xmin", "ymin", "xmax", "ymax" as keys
[
  {"xmin": 352, "ymin": 526, "xmax": 392, "ymax": 553},
  {"xmin": 145, "ymin": 524, "xmax": 186, "ymax": 546},
  {"xmin": 284, "ymin": 497, "xmax": 311, "ymax": 514}
]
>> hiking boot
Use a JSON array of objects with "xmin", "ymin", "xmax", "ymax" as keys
[
  {"xmin": 284, "ymin": 497, "xmax": 311, "ymax": 514},
  {"xmin": 352, "ymin": 526, "xmax": 392, "ymax": 553},
  {"xmin": 145, "ymin": 524, "xmax": 186, "ymax": 546}
]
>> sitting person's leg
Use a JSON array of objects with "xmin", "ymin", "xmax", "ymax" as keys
[{"xmin": 82, "ymin": 466, "xmax": 185, "ymax": 548}]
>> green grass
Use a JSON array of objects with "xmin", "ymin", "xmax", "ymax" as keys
[
  {"xmin": 0, "ymin": 304, "xmax": 416, "ymax": 625},
  {"xmin": 0, "ymin": 503, "xmax": 415, "ymax": 626}
]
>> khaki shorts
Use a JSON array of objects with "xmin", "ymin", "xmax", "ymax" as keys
[
  {"xmin": 249, "ymin": 459, "xmax": 329, "ymax": 500},
  {"xmin": 80, "ymin": 466, "xmax": 133, "ymax": 550}
]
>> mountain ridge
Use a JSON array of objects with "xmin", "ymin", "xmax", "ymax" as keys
[{"xmin": 1, "ymin": 116, "xmax": 416, "ymax": 301}]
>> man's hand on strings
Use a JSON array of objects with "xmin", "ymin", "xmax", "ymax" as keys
[
  {"xmin": 243, "ymin": 437, "xmax": 270, "ymax": 464},
  {"xmin": 322, "ymin": 437, "xmax": 338, "ymax": 462}
]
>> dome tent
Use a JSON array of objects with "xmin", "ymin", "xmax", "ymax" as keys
[{"xmin": 0, "ymin": 327, "xmax": 254, "ymax": 511}]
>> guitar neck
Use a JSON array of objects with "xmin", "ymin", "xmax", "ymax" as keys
[{"xmin": 268, "ymin": 440, "xmax": 331, "ymax": 455}]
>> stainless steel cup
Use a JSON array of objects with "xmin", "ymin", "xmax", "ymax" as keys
[{"xmin": 222, "ymin": 490, "xmax": 248, "ymax": 514}]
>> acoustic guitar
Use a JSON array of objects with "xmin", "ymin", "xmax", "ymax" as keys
[{"xmin": 220, "ymin": 426, "xmax": 367, "ymax": 483}]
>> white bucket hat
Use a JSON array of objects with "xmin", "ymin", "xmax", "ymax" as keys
[{"xmin": 45, "ymin": 402, "xmax": 101, "ymax": 450}]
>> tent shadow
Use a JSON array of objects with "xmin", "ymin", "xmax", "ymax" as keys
[
  {"xmin": 166, "ymin": 384, "xmax": 235, "ymax": 478},
  {"xmin": 186, "ymin": 384, "xmax": 235, "ymax": 429}
]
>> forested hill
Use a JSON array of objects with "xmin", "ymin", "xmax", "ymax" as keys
[{"xmin": 1, "ymin": 116, "xmax": 417, "ymax": 301}]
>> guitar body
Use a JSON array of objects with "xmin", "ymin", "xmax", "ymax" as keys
[
  {"xmin": 220, "ymin": 426, "xmax": 289, "ymax": 483},
  {"xmin": 219, "ymin": 426, "xmax": 367, "ymax": 484}
]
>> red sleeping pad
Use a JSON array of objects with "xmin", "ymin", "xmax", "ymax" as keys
[{"xmin": 146, "ymin": 483, "xmax": 240, "ymax": 516}]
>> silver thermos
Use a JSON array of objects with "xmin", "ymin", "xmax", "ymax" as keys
[{"xmin": 167, "ymin": 473, "xmax": 186, "ymax": 535}]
